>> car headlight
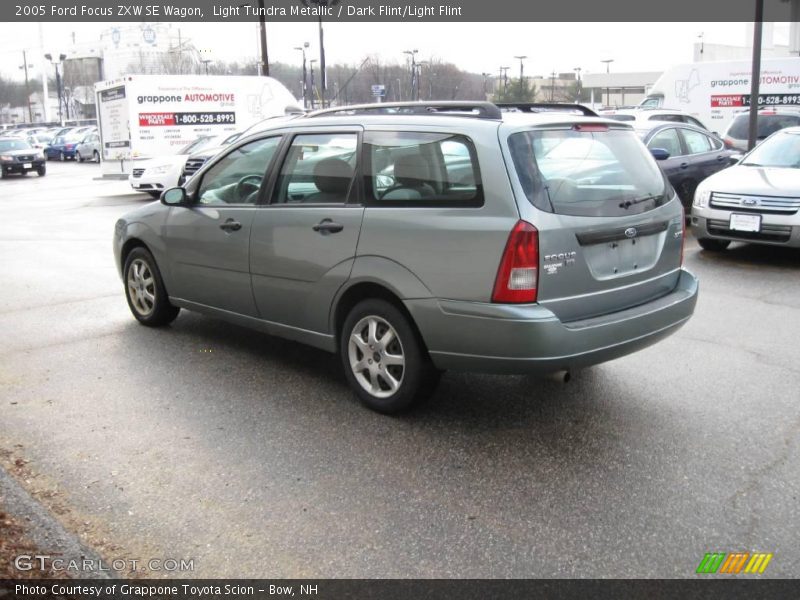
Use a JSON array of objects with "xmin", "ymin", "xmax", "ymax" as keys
[
  {"xmin": 0, "ymin": 155, "xmax": 13, "ymax": 161},
  {"xmin": 693, "ymin": 189, "xmax": 711, "ymax": 208},
  {"xmin": 147, "ymin": 164, "xmax": 172, "ymax": 175}
]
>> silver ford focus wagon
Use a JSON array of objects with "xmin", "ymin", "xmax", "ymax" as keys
[{"xmin": 113, "ymin": 102, "xmax": 699, "ymax": 413}]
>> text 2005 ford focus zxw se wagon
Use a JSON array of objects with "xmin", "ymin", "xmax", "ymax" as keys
[{"xmin": 113, "ymin": 102, "xmax": 698, "ymax": 413}]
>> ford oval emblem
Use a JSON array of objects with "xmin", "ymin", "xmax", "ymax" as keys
[
  {"xmin": 742, "ymin": 198, "xmax": 758, "ymax": 206},
  {"xmin": 624, "ymin": 227, "xmax": 638, "ymax": 238}
]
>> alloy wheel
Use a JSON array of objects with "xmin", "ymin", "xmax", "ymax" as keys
[
  {"xmin": 348, "ymin": 315, "xmax": 405, "ymax": 398},
  {"xmin": 127, "ymin": 258, "xmax": 156, "ymax": 317}
]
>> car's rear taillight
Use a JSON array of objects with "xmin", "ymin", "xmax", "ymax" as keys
[
  {"xmin": 492, "ymin": 220, "xmax": 539, "ymax": 303},
  {"xmin": 679, "ymin": 205, "xmax": 686, "ymax": 266}
]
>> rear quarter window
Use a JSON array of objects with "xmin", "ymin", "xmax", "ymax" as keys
[{"xmin": 363, "ymin": 131, "xmax": 483, "ymax": 207}]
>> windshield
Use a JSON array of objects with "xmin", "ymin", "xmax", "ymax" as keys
[
  {"xmin": 177, "ymin": 136, "xmax": 216, "ymax": 155},
  {"xmin": 741, "ymin": 131, "xmax": 800, "ymax": 168},
  {"xmin": 508, "ymin": 127, "xmax": 669, "ymax": 217},
  {"xmin": 0, "ymin": 139, "xmax": 33, "ymax": 151}
]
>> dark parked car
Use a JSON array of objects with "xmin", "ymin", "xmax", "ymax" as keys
[
  {"xmin": 636, "ymin": 122, "xmax": 738, "ymax": 208},
  {"xmin": 45, "ymin": 134, "xmax": 83, "ymax": 161},
  {"xmin": 0, "ymin": 138, "xmax": 46, "ymax": 178}
]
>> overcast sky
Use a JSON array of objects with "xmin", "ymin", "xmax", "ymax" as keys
[{"xmin": 0, "ymin": 21, "xmax": 785, "ymax": 80}]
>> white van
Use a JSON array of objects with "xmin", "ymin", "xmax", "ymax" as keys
[
  {"xmin": 95, "ymin": 75, "xmax": 302, "ymax": 177},
  {"xmin": 639, "ymin": 57, "xmax": 800, "ymax": 134}
]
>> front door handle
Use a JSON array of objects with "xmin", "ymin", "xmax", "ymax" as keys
[
  {"xmin": 312, "ymin": 219, "xmax": 344, "ymax": 234},
  {"xmin": 220, "ymin": 219, "xmax": 242, "ymax": 232},
  {"xmin": 680, "ymin": 162, "xmax": 689, "ymax": 169}
]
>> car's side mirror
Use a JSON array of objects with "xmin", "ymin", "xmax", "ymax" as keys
[
  {"xmin": 161, "ymin": 187, "xmax": 189, "ymax": 206},
  {"xmin": 728, "ymin": 154, "xmax": 743, "ymax": 166},
  {"xmin": 650, "ymin": 148, "xmax": 670, "ymax": 161}
]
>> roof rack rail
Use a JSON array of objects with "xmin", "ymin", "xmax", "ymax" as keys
[
  {"xmin": 306, "ymin": 101, "xmax": 503, "ymax": 120},
  {"xmin": 495, "ymin": 102, "xmax": 598, "ymax": 117}
]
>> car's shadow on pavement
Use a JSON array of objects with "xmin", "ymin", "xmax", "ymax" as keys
[
  {"xmin": 128, "ymin": 310, "xmax": 646, "ymax": 457},
  {"xmin": 694, "ymin": 242, "xmax": 800, "ymax": 270}
]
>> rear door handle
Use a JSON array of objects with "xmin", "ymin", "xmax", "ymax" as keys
[
  {"xmin": 312, "ymin": 219, "xmax": 344, "ymax": 234},
  {"xmin": 220, "ymin": 219, "xmax": 242, "ymax": 232},
  {"xmin": 716, "ymin": 155, "xmax": 725, "ymax": 161}
]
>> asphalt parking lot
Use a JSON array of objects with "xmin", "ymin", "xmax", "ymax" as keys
[{"xmin": 1, "ymin": 161, "xmax": 799, "ymax": 578}]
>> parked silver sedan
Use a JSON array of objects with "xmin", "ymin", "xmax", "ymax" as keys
[
  {"xmin": 691, "ymin": 126, "xmax": 800, "ymax": 250},
  {"xmin": 75, "ymin": 131, "xmax": 101, "ymax": 163}
]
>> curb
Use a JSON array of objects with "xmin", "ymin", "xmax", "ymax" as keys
[{"xmin": 0, "ymin": 466, "xmax": 112, "ymax": 580}]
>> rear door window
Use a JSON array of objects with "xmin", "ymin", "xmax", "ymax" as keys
[
  {"xmin": 680, "ymin": 128, "xmax": 712, "ymax": 154},
  {"xmin": 509, "ymin": 126, "xmax": 669, "ymax": 217},
  {"xmin": 272, "ymin": 133, "xmax": 358, "ymax": 204}
]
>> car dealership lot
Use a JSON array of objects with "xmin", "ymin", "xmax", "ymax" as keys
[{"xmin": 1, "ymin": 162, "xmax": 799, "ymax": 577}]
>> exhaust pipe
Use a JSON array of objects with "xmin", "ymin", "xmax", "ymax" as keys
[{"xmin": 546, "ymin": 370, "xmax": 571, "ymax": 383}]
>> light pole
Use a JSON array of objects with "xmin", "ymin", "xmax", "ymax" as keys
[
  {"xmin": 302, "ymin": 1, "xmax": 341, "ymax": 108},
  {"xmin": 294, "ymin": 43, "xmax": 309, "ymax": 109},
  {"xmin": 309, "ymin": 59, "xmax": 317, "ymax": 110},
  {"xmin": 19, "ymin": 51, "xmax": 34, "ymax": 123},
  {"xmin": 403, "ymin": 49, "xmax": 418, "ymax": 101},
  {"xmin": 698, "ymin": 32, "xmax": 705, "ymax": 60},
  {"xmin": 501, "ymin": 66, "xmax": 509, "ymax": 95},
  {"xmin": 201, "ymin": 59, "xmax": 212, "ymax": 75},
  {"xmin": 44, "ymin": 53, "xmax": 67, "ymax": 124},
  {"xmin": 417, "ymin": 61, "xmax": 429, "ymax": 100},
  {"xmin": 573, "ymin": 67, "xmax": 582, "ymax": 102},
  {"xmin": 601, "ymin": 59, "xmax": 614, "ymax": 107},
  {"xmin": 514, "ymin": 55, "xmax": 527, "ymax": 100}
]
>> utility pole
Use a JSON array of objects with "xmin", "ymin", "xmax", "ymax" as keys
[
  {"xmin": 20, "ymin": 51, "xmax": 33, "ymax": 123},
  {"xmin": 573, "ymin": 67, "xmax": 582, "ymax": 102},
  {"xmin": 550, "ymin": 70, "xmax": 557, "ymax": 101},
  {"xmin": 257, "ymin": 0, "xmax": 269, "ymax": 76},
  {"xmin": 501, "ymin": 66, "xmax": 509, "ymax": 95}
]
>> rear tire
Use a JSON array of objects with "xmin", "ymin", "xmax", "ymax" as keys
[
  {"xmin": 76, "ymin": 151, "xmax": 83, "ymax": 163},
  {"xmin": 93, "ymin": 150, "xmax": 100, "ymax": 162},
  {"xmin": 147, "ymin": 191, "xmax": 162, "ymax": 199},
  {"xmin": 340, "ymin": 298, "xmax": 440, "ymax": 414},
  {"xmin": 697, "ymin": 238, "xmax": 731, "ymax": 252},
  {"xmin": 58, "ymin": 151, "xmax": 64, "ymax": 162},
  {"xmin": 677, "ymin": 179, "xmax": 697, "ymax": 209},
  {"xmin": 123, "ymin": 247, "xmax": 180, "ymax": 327}
]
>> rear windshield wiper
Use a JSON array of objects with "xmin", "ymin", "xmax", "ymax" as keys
[{"xmin": 619, "ymin": 194, "xmax": 661, "ymax": 209}]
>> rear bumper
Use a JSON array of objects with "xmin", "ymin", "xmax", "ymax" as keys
[{"xmin": 408, "ymin": 269, "xmax": 699, "ymax": 374}]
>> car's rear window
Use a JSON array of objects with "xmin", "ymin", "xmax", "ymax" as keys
[
  {"xmin": 508, "ymin": 127, "xmax": 669, "ymax": 217},
  {"xmin": 727, "ymin": 113, "xmax": 800, "ymax": 140}
]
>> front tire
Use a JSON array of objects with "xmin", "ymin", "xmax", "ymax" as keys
[
  {"xmin": 697, "ymin": 237, "xmax": 731, "ymax": 252},
  {"xmin": 37, "ymin": 166, "xmax": 46, "ymax": 177},
  {"xmin": 123, "ymin": 247, "xmax": 180, "ymax": 326},
  {"xmin": 76, "ymin": 151, "xmax": 83, "ymax": 162},
  {"xmin": 340, "ymin": 299, "xmax": 440, "ymax": 414},
  {"xmin": 93, "ymin": 150, "xmax": 100, "ymax": 162}
]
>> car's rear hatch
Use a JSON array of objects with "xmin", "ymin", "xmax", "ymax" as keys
[{"xmin": 502, "ymin": 120, "xmax": 684, "ymax": 322}]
